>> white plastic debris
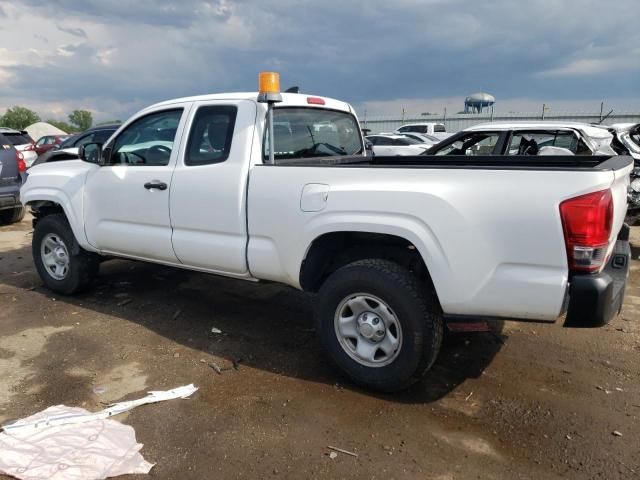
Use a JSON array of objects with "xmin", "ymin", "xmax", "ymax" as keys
[{"xmin": 0, "ymin": 384, "xmax": 198, "ymax": 480}]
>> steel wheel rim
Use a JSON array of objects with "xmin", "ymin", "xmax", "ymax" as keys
[
  {"xmin": 334, "ymin": 293, "xmax": 403, "ymax": 368},
  {"xmin": 41, "ymin": 233, "xmax": 70, "ymax": 280}
]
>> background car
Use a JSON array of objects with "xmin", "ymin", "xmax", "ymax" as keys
[
  {"xmin": 396, "ymin": 132, "xmax": 441, "ymax": 146},
  {"xmin": 34, "ymin": 134, "xmax": 71, "ymax": 156},
  {"xmin": 366, "ymin": 134, "xmax": 432, "ymax": 156},
  {"xmin": 609, "ymin": 123, "xmax": 640, "ymax": 161},
  {"xmin": 0, "ymin": 132, "xmax": 26, "ymax": 225},
  {"xmin": 393, "ymin": 122, "xmax": 451, "ymax": 140},
  {"xmin": 31, "ymin": 124, "xmax": 120, "ymax": 167},
  {"xmin": 0, "ymin": 127, "xmax": 37, "ymax": 167},
  {"xmin": 424, "ymin": 122, "xmax": 616, "ymax": 157}
]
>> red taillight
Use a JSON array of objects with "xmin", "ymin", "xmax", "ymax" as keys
[
  {"xmin": 23, "ymin": 144, "xmax": 35, "ymax": 151},
  {"xmin": 559, "ymin": 189, "xmax": 613, "ymax": 272},
  {"xmin": 307, "ymin": 96, "xmax": 325, "ymax": 105},
  {"xmin": 16, "ymin": 151, "xmax": 26, "ymax": 173}
]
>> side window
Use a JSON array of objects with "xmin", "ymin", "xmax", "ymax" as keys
[
  {"xmin": 434, "ymin": 125, "xmax": 446, "ymax": 133},
  {"xmin": 507, "ymin": 131, "xmax": 584, "ymax": 155},
  {"xmin": 35, "ymin": 137, "xmax": 47, "ymax": 146},
  {"xmin": 185, "ymin": 105, "xmax": 237, "ymax": 166},
  {"xmin": 434, "ymin": 133, "xmax": 500, "ymax": 156},
  {"xmin": 111, "ymin": 109, "xmax": 182, "ymax": 166}
]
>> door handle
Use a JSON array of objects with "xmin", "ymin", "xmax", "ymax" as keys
[{"xmin": 144, "ymin": 181, "xmax": 167, "ymax": 191}]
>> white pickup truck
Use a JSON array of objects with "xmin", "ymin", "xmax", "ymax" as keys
[{"xmin": 21, "ymin": 77, "xmax": 633, "ymax": 391}]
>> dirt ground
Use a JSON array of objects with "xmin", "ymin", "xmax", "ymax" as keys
[{"xmin": 0, "ymin": 215, "xmax": 638, "ymax": 480}]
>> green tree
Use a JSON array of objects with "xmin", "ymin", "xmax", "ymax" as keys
[
  {"xmin": 0, "ymin": 106, "xmax": 40, "ymax": 130},
  {"xmin": 68, "ymin": 109, "xmax": 92, "ymax": 131},
  {"xmin": 45, "ymin": 119, "xmax": 77, "ymax": 133}
]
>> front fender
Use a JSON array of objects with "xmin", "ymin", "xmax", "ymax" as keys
[{"xmin": 21, "ymin": 161, "xmax": 96, "ymax": 252}]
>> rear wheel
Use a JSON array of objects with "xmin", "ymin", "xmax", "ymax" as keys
[
  {"xmin": 0, "ymin": 206, "xmax": 25, "ymax": 225},
  {"xmin": 316, "ymin": 259, "xmax": 443, "ymax": 392},
  {"xmin": 33, "ymin": 214, "xmax": 99, "ymax": 294}
]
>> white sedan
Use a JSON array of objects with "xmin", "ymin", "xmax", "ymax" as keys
[
  {"xmin": 366, "ymin": 134, "xmax": 431, "ymax": 156},
  {"xmin": 396, "ymin": 132, "xmax": 441, "ymax": 146}
]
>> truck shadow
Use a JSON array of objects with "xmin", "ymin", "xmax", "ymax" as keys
[{"xmin": 1, "ymin": 245, "xmax": 505, "ymax": 404}]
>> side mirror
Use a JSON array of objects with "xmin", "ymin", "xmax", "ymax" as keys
[{"xmin": 78, "ymin": 142, "xmax": 103, "ymax": 164}]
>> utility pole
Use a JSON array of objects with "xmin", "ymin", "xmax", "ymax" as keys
[
  {"xmin": 541, "ymin": 103, "xmax": 549, "ymax": 120},
  {"xmin": 599, "ymin": 102, "xmax": 604, "ymax": 123},
  {"xmin": 401, "ymin": 107, "xmax": 405, "ymax": 124},
  {"xmin": 443, "ymin": 107, "xmax": 447, "ymax": 127}
]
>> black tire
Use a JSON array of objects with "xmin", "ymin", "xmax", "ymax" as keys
[
  {"xmin": 32, "ymin": 214, "xmax": 99, "ymax": 295},
  {"xmin": 0, "ymin": 206, "xmax": 25, "ymax": 225},
  {"xmin": 316, "ymin": 259, "xmax": 443, "ymax": 392}
]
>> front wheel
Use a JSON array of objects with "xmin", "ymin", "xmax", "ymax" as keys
[
  {"xmin": 316, "ymin": 259, "xmax": 443, "ymax": 392},
  {"xmin": 32, "ymin": 214, "xmax": 99, "ymax": 295}
]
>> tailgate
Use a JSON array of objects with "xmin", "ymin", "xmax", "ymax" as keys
[{"xmin": 0, "ymin": 144, "xmax": 19, "ymax": 184}]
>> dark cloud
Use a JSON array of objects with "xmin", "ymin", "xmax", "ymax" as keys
[
  {"xmin": 0, "ymin": 0, "xmax": 638, "ymax": 120},
  {"xmin": 57, "ymin": 25, "xmax": 87, "ymax": 38},
  {"xmin": 17, "ymin": 0, "xmax": 231, "ymax": 27}
]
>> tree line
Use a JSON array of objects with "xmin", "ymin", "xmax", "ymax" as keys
[{"xmin": 0, "ymin": 106, "xmax": 96, "ymax": 133}]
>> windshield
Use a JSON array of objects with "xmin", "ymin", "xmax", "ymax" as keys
[
  {"xmin": 398, "ymin": 137, "xmax": 421, "ymax": 145},
  {"xmin": 264, "ymin": 107, "xmax": 363, "ymax": 161},
  {"xmin": 59, "ymin": 134, "xmax": 79, "ymax": 149}
]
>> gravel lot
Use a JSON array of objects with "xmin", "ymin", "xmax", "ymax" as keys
[{"xmin": 1, "ymin": 216, "xmax": 639, "ymax": 479}]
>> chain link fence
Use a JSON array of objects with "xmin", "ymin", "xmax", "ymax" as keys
[{"xmin": 359, "ymin": 111, "xmax": 640, "ymax": 134}]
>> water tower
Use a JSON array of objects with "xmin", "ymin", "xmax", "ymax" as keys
[{"xmin": 464, "ymin": 92, "xmax": 495, "ymax": 114}]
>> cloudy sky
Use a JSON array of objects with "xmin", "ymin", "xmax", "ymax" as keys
[{"xmin": 0, "ymin": 0, "xmax": 638, "ymax": 122}]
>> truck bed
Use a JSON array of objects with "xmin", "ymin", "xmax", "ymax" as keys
[{"xmin": 248, "ymin": 154, "xmax": 632, "ymax": 322}]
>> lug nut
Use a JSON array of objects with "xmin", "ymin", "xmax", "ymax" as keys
[{"xmin": 372, "ymin": 318, "xmax": 379, "ymax": 325}]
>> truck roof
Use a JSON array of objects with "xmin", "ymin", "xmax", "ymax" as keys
[
  {"xmin": 148, "ymin": 92, "xmax": 353, "ymax": 114},
  {"xmin": 465, "ymin": 121, "xmax": 612, "ymax": 139}
]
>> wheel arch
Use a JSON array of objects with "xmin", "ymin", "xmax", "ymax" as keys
[
  {"xmin": 25, "ymin": 193, "xmax": 93, "ymax": 252},
  {"xmin": 299, "ymin": 230, "xmax": 442, "ymax": 308}
]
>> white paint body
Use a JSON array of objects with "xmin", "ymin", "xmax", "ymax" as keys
[{"xmin": 21, "ymin": 93, "xmax": 632, "ymax": 322}]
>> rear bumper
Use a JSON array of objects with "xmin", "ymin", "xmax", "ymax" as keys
[
  {"xmin": 563, "ymin": 225, "xmax": 631, "ymax": 328},
  {"xmin": 0, "ymin": 193, "xmax": 20, "ymax": 211}
]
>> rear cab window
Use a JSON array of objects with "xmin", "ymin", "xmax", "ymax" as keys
[{"xmin": 264, "ymin": 107, "xmax": 362, "ymax": 161}]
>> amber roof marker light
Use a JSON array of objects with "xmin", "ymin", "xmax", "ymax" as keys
[{"xmin": 257, "ymin": 72, "xmax": 283, "ymax": 165}]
